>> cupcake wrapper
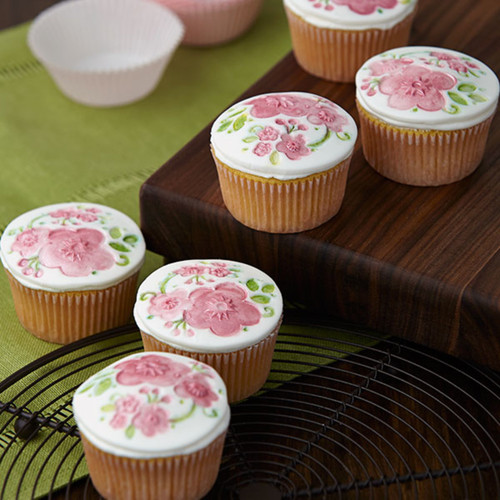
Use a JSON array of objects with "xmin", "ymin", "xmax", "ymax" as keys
[
  {"xmin": 160, "ymin": 0, "xmax": 264, "ymax": 46},
  {"xmin": 213, "ymin": 154, "xmax": 351, "ymax": 233},
  {"xmin": 5, "ymin": 270, "xmax": 139, "ymax": 344},
  {"xmin": 141, "ymin": 319, "xmax": 281, "ymax": 403},
  {"xmin": 284, "ymin": 8, "xmax": 415, "ymax": 82},
  {"xmin": 81, "ymin": 431, "xmax": 226, "ymax": 500},
  {"xmin": 357, "ymin": 103, "xmax": 494, "ymax": 186}
]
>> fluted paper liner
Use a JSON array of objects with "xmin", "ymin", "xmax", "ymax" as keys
[
  {"xmin": 81, "ymin": 431, "xmax": 226, "ymax": 500},
  {"xmin": 5, "ymin": 270, "xmax": 139, "ymax": 344},
  {"xmin": 357, "ymin": 103, "xmax": 494, "ymax": 186},
  {"xmin": 141, "ymin": 319, "xmax": 281, "ymax": 403},
  {"xmin": 284, "ymin": 7, "xmax": 415, "ymax": 82},
  {"xmin": 213, "ymin": 155, "xmax": 351, "ymax": 233}
]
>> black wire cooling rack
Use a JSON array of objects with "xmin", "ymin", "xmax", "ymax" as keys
[{"xmin": 0, "ymin": 311, "xmax": 499, "ymax": 499}]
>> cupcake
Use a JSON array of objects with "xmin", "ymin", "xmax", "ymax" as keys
[
  {"xmin": 73, "ymin": 352, "xmax": 230, "ymax": 500},
  {"xmin": 134, "ymin": 259, "xmax": 283, "ymax": 402},
  {"xmin": 283, "ymin": 0, "xmax": 417, "ymax": 82},
  {"xmin": 210, "ymin": 91, "xmax": 357, "ymax": 233},
  {"xmin": 151, "ymin": 0, "xmax": 264, "ymax": 46},
  {"xmin": 355, "ymin": 46, "xmax": 499, "ymax": 186},
  {"xmin": 0, "ymin": 203, "xmax": 145, "ymax": 343}
]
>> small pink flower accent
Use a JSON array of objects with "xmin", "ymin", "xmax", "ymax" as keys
[
  {"xmin": 276, "ymin": 134, "xmax": 311, "ymax": 160},
  {"xmin": 258, "ymin": 126, "xmax": 279, "ymax": 141},
  {"xmin": 49, "ymin": 208, "xmax": 79, "ymax": 219},
  {"xmin": 246, "ymin": 94, "xmax": 316, "ymax": 119},
  {"xmin": 184, "ymin": 282, "xmax": 260, "ymax": 337},
  {"xmin": 174, "ymin": 373, "xmax": 219, "ymax": 408},
  {"xmin": 174, "ymin": 265, "xmax": 207, "ymax": 277},
  {"xmin": 379, "ymin": 65, "xmax": 457, "ymax": 111},
  {"xmin": 430, "ymin": 51, "xmax": 474, "ymax": 73},
  {"xmin": 207, "ymin": 266, "xmax": 231, "ymax": 278},
  {"xmin": 11, "ymin": 228, "xmax": 49, "ymax": 257},
  {"xmin": 253, "ymin": 142, "xmax": 273, "ymax": 157},
  {"xmin": 132, "ymin": 404, "xmax": 169, "ymax": 437},
  {"xmin": 38, "ymin": 228, "xmax": 114, "ymax": 277},
  {"xmin": 307, "ymin": 106, "xmax": 349, "ymax": 132},
  {"xmin": 115, "ymin": 354, "xmax": 191, "ymax": 386},
  {"xmin": 369, "ymin": 57, "xmax": 414, "ymax": 76},
  {"xmin": 49, "ymin": 206, "xmax": 100, "ymax": 222},
  {"xmin": 110, "ymin": 412, "xmax": 128, "ymax": 430},
  {"xmin": 115, "ymin": 395, "xmax": 142, "ymax": 414},
  {"xmin": 76, "ymin": 212, "xmax": 98, "ymax": 223},
  {"xmin": 332, "ymin": 0, "xmax": 397, "ymax": 15},
  {"xmin": 148, "ymin": 289, "xmax": 189, "ymax": 321}
]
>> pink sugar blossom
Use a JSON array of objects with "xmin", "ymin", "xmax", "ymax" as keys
[
  {"xmin": 110, "ymin": 412, "xmax": 128, "ymax": 429},
  {"xmin": 115, "ymin": 395, "xmax": 142, "ymax": 414},
  {"xmin": 207, "ymin": 266, "xmax": 231, "ymax": 278},
  {"xmin": 115, "ymin": 354, "xmax": 190, "ymax": 386},
  {"xmin": 49, "ymin": 208, "xmax": 80, "ymax": 219},
  {"xmin": 132, "ymin": 404, "xmax": 169, "ymax": 437},
  {"xmin": 379, "ymin": 65, "xmax": 457, "ymax": 111},
  {"xmin": 430, "ymin": 51, "xmax": 475, "ymax": 73},
  {"xmin": 253, "ymin": 142, "xmax": 273, "ymax": 157},
  {"xmin": 148, "ymin": 289, "xmax": 189, "ymax": 321},
  {"xmin": 174, "ymin": 264, "xmax": 207, "ymax": 277},
  {"xmin": 246, "ymin": 94, "xmax": 316, "ymax": 119},
  {"xmin": 333, "ymin": 0, "xmax": 397, "ymax": 15},
  {"xmin": 276, "ymin": 134, "xmax": 311, "ymax": 160},
  {"xmin": 76, "ymin": 212, "xmax": 98, "ymax": 223},
  {"xmin": 307, "ymin": 106, "xmax": 349, "ymax": 132},
  {"xmin": 38, "ymin": 228, "xmax": 114, "ymax": 277},
  {"xmin": 258, "ymin": 126, "xmax": 279, "ymax": 141},
  {"xmin": 174, "ymin": 373, "xmax": 219, "ymax": 407},
  {"xmin": 11, "ymin": 227, "xmax": 49, "ymax": 257},
  {"xmin": 184, "ymin": 282, "xmax": 260, "ymax": 337},
  {"xmin": 369, "ymin": 57, "xmax": 414, "ymax": 76}
]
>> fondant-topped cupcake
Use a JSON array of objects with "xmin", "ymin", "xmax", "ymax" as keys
[
  {"xmin": 210, "ymin": 92, "xmax": 358, "ymax": 232},
  {"xmin": 73, "ymin": 352, "xmax": 229, "ymax": 500},
  {"xmin": 355, "ymin": 46, "xmax": 499, "ymax": 185},
  {"xmin": 0, "ymin": 203, "xmax": 145, "ymax": 343},
  {"xmin": 283, "ymin": 0, "xmax": 417, "ymax": 81},
  {"xmin": 134, "ymin": 259, "xmax": 283, "ymax": 402}
]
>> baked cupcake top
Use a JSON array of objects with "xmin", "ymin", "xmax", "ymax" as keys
[
  {"xmin": 134, "ymin": 259, "xmax": 283, "ymax": 353},
  {"xmin": 73, "ymin": 352, "xmax": 230, "ymax": 458},
  {"xmin": 355, "ymin": 46, "xmax": 499, "ymax": 131},
  {"xmin": 283, "ymin": 0, "xmax": 417, "ymax": 31},
  {"xmin": 210, "ymin": 92, "xmax": 357, "ymax": 180},
  {"xmin": 0, "ymin": 203, "xmax": 145, "ymax": 292}
]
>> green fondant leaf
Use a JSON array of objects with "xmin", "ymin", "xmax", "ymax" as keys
[
  {"xmin": 457, "ymin": 83, "xmax": 476, "ymax": 93},
  {"xmin": 270, "ymin": 151, "xmax": 280, "ymax": 165},
  {"xmin": 109, "ymin": 242, "xmax": 130, "ymax": 252},
  {"xmin": 95, "ymin": 378, "xmax": 112, "ymax": 396},
  {"xmin": 116, "ymin": 254, "xmax": 130, "ymax": 266},
  {"xmin": 125, "ymin": 425, "xmax": 135, "ymax": 439},
  {"xmin": 448, "ymin": 91, "xmax": 468, "ymax": 105},
  {"xmin": 123, "ymin": 234, "xmax": 138, "ymax": 244},
  {"xmin": 227, "ymin": 108, "xmax": 245, "ymax": 118},
  {"xmin": 251, "ymin": 295, "xmax": 270, "ymax": 304},
  {"xmin": 263, "ymin": 306, "xmax": 275, "ymax": 318},
  {"xmin": 109, "ymin": 227, "xmax": 122, "ymax": 239},
  {"xmin": 101, "ymin": 404, "xmax": 116, "ymax": 412},
  {"xmin": 246, "ymin": 279, "xmax": 259, "ymax": 291},
  {"xmin": 233, "ymin": 114, "xmax": 247, "ymax": 131},
  {"xmin": 217, "ymin": 120, "xmax": 232, "ymax": 132},
  {"xmin": 77, "ymin": 384, "xmax": 94, "ymax": 394},
  {"xmin": 468, "ymin": 93, "xmax": 487, "ymax": 103},
  {"xmin": 243, "ymin": 136, "xmax": 258, "ymax": 143},
  {"xmin": 262, "ymin": 284, "xmax": 275, "ymax": 294}
]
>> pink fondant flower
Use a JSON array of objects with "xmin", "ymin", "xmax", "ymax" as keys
[
  {"xmin": 49, "ymin": 208, "xmax": 80, "ymax": 219},
  {"xmin": 246, "ymin": 94, "xmax": 316, "ymax": 118},
  {"xmin": 332, "ymin": 0, "xmax": 397, "ymax": 15},
  {"xmin": 148, "ymin": 289, "xmax": 189, "ymax": 321},
  {"xmin": 276, "ymin": 134, "xmax": 311, "ymax": 160},
  {"xmin": 11, "ymin": 227, "xmax": 49, "ymax": 257},
  {"xmin": 37, "ymin": 228, "xmax": 114, "ymax": 277},
  {"xmin": 253, "ymin": 142, "xmax": 273, "ymax": 157},
  {"xmin": 109, "ymin": 412, "xmax": 128, "ymax": 430},
  {"xmin": 174, "ymin": 264, "xmax": 207, "ymax": 277},
  {"xmin": 174, "ymin": 373, "xmax": 219, "ymax": 407},
  {"xmin": 115, "ymin": 395, "xmax": 142, "ymax": 414},
  {"xmin": 379, "ymin": 65, "xmax": 457, "ymax": 111},
  {"xmin": 430, "ymin": 51, "xmax": 472, "ymax": 73},
  {"xmin": 132, "ymin": 404, "xmax": 169, "ymax": 437},
  {"xmin": 207, "ymin": 266, "xmax": 231, "ymax": 278},
  {"xmin": 258, "ymin": 126, "xmax": 279, "ymax": 141},
  {"xmin": 369, "ymin": 57, "xmax": 414, "ymax": 76},
  {"xmin": 76, "ymin": 212, "xmax": 98, "ymax": 223},
  {"xmin": 307, "ymin": 105, "xmax": 349, "ymax": 132},
  {"xmin": 184, "ymin": 282, "xmax": 260, "ymax": 337},
  {"xmin": 115, "ymin": 354, "xmax": 191, "ymax": 386}
]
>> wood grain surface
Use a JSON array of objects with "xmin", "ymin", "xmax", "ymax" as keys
[{"xmin": 140, "ymin": 0, "xmax": 500, "ymax": 370}]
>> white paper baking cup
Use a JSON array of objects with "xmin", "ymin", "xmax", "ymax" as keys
[{"xmin": 27, "ymin": 0, "xmax": 184, "ymax": 107}]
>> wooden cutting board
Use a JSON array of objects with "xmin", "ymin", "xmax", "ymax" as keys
[{"xmin": 140, "ymin": 0, "xmax": 500, "ymax": 370}]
